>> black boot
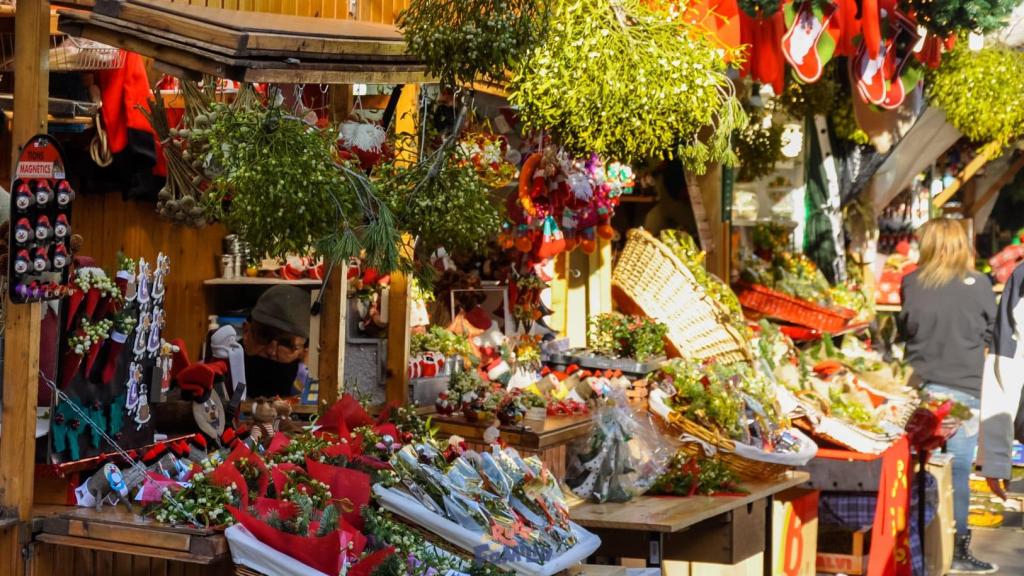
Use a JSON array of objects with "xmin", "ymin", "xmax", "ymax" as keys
[{"xmin": 950, "ymin": 531, "xmax": 997, "ymax": 574}]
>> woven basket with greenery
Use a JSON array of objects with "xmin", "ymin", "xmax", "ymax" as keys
[
  {"xmin": 649, "ymin": 390, "xmax": 789, "ymax": 480},
  {"xmin": 612, "ymin": 228, "xmax": 752, "ymax": 364}
]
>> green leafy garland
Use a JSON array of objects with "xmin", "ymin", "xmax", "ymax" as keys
[
  {"xmin": 926, "ymin": 45, "xmax": 1024, "ymax": 146},
  {"xmin": 509, "ymin": 0, "xmax": 747, "ymax": 168},
  {"xmin": 899, "ymin": 0, "xmax": 1016, "ymax": 36},
  {"xmin": 196, "ymin": 97, "xmax": 402, "ymax": 273},
  {"xmin": 734, "ymin": 110, "xmax": 784, "ymax": 182},
  {"xmin": 398, "ymin": 0, "xmax": 547, "ymax": 88}
]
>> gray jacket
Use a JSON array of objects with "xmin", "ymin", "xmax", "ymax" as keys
[{"xmin": 979, "ymin": 262, "xmax": 1024, "ymax": 480}]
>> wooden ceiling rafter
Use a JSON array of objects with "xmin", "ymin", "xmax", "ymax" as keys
[{"xmin": 57, "ymin": 0, "xmax": 433, "ymax": 84}]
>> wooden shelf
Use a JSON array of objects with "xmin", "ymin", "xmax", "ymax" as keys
[
  {"xmin": 204, "ymin": 277, "xmax": 322, "ymax": 287},
  {"xmin": 731, "ymin": 218, "xmax": 798, "ymax": 229},
  {"xmin": 2, "ymin": 111, "xmax": 94, "ymax": 126},
  {"xmin": 618, "ymin": 195, "xmax": 658, "ymax": 204}
]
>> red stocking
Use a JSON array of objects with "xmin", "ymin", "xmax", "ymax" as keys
[
  {"xmin": 65, "ymin": 288, "xmax": 84, "ymax": 331},
  {"xmin": 84, "ymin": 340, "xmax": 103, "ymax": 378},
  {"xmin": 100, "ymin": 332, "xmax": 128, "ymax": 385},
  {"xmin": 60, "ymin": 351, "xmax": 83, "ymax": 388},
  {"xmin": 783, "ymin": 2, "xmax": 838, "ymax": 83}
]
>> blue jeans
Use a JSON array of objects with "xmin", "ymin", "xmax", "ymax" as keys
[{"xmin": 926, "ymin": 384, "xmax": 979, "ymax": 536}]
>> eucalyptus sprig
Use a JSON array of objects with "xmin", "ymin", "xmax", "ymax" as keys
[{"xmin": 510, "ymin": 0, "xmax": 745, "ymax": 167}]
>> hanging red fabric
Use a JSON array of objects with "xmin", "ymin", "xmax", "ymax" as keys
[
  {"xmin": 861, "ymin": 0, "xmax": 882, "ymax": 58},
  {"xmin": 835, "ymin": 0, "xmax": 862, "ymax": 56}
]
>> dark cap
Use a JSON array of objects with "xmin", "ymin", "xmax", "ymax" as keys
[{"xmin": 251, "ymin": 285, "xmax": 310, "ymax": 339}]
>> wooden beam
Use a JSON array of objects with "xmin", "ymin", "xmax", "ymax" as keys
[
  {"xmin": 383, "ymin": 85, "xmax": 418, "ymax": 405},
  {"xmin": 932, "ymin": 141, "xmax": 1002, "ymax": 209},
  {"xmin": 316, "ymin": 263, "xmax": 348, "ymax": 412},
  {"xmin": 967, "ymin": 153, "xmax": 1024, "ymax": 217},
  {"xmin": 1, "ymin": 0, "xmax": 49, "ymax": 571},
  {"xmin": 384, "ymin": 237, "xmax": 414, "ymax": 405}
]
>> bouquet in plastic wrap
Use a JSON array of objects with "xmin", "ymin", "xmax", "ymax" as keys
[
  {"xmin": 565, "ymin": 393, "xmax": 673, "ymax": 503},
  {"xmin": 389, "ymin": 442, "xmax": 576, "ymax": 562}
]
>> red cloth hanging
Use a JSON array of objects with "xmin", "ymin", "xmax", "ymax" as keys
[
  {"xmin": 861, "ymin": 0, "xmax": 882, "ymax": 58},
  {"xmin": 835, "ymin": 0, "xmax": 862, "ymax": 56},
  {"xmin": 94, "ymin": 52, "xmax": 167, "ymax": 178}
]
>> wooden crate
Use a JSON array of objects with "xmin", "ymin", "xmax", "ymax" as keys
[
  {"xmin": 31, "ymin": 507, "xmax": 230, "ymax": 576},
  {"xmin": 816, "ymin": 527, "xmax": 870, "ymax": 575},
  {"xmin": 433, "ymin": 413, "xmax": 593, "ymax": 480}
]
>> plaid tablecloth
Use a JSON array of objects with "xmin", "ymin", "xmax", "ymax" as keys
[{"xmin": 819, "ymin": 472, "xmax": 938, "ymax": 576}]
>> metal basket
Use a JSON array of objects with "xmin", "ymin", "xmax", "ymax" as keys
[{"xmin": 0, "ymin": 33, "xmax": 124, "ymax": 72}]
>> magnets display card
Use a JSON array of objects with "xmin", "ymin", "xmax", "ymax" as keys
[{"xmin": 8, "ymin": 134, "xmax": 74, "ymax": 303}]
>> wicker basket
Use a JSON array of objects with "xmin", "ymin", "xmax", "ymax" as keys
[
  {"xmin": 234, "ymin": 566, "xmax": 265, "ymax": 576},
  {"xmin": 664, "ymin": 410, "xmax": 790, "ymax": 481},
  {"xmin": 736, "ymin": 282, "xmax": 855, "ymax": 333},
  {"xmin": 612, "ymin": 228, "xmax": 752, "ymax": 364}
]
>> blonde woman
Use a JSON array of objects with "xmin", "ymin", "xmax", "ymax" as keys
[{"xmin": 898, "ymin": 218, "xmax": 997, "ymax": 574}]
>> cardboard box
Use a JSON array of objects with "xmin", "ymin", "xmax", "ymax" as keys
[
  {"xmin": 926, "ymin": 453, "xmax": 954, "ymax": 576},
  {"xmin": 771, "ymin": 488, "xmax": 819, "ymax": 576}
]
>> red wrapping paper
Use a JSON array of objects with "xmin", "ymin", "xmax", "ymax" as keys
[
  {"xmin": 224, "ymin": 443, "xmax": 271, "ymax": 499},
  {"xmin": 305, "ymin": 458, "xmax": 371, "ymax": 529},
  {"xmin": 228, "ymin": 505, "xmax": 347, "ymax": 576}
]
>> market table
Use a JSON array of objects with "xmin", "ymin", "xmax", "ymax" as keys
[
  {"xmin": 431, "ymin": 413, "xmax": 594, "ymax": 478},
  {"xmin": 570, "ymin": 470, "xmax": 810, "ymax": 574},
  {"xmin": 30, "ymin": 506, "xmax": 231, "ymax": 575}
]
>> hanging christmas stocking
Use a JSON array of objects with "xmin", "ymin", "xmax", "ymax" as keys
[
  {"xmin": 99, "ymin": 331, "xmax": 128, "ymax": 385},
  {"xmin": 783, "ymin": 1, "xmax": 839, "ymax": 83},
  {"xmin": 853, "ymin": 34, "xmax": 888, "ymax": 105},
  {"xmin": 879, "ymin": 11, "xmax": 921, "ymax": 110}
]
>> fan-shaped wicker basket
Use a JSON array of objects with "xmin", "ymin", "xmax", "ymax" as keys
[{"xmin": 612, "ymin": 228, "xmax": 752, "ymax": 364}]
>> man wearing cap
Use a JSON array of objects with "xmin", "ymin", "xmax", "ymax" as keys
[{"xmin": 241, "ymin": 284, "xmax": 312, "ymax": 398}]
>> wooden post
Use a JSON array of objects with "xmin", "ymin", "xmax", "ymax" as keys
[
  {"xmin": 1, "ymin": 0, "xmax": 50, "ymax": 571},
  {"xmin": 967, "ymin": 153, "xmax": 1024, "ymax": 217},
  {"xmin": 383, "ymin": 85, "xmax": 418, "ymax": 406},
  {"xmin": 316, "ymin": 264, "xmax": 348, "ymax": 411},
  {"xmin": 316, "ymin": 84, "xmax": 353, "ymax": 412},
  {"xmin": 932, "ymin": 141, "xmax": 1002, "ymax": 209}
]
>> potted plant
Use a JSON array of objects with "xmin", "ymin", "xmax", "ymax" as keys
[{"xmin": 587, "ymin": 312, "xmax": 668, "ymax": 362}]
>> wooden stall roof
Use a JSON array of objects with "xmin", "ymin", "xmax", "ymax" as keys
[{"xmin": 58, "ymin": 0, "xmax": 431, "ymax": 84}]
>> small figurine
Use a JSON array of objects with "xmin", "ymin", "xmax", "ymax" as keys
[
  {"xmin": 435, "ymin": 391, "xmax": 455, "ymax": 416},
  {"xmin": 151, "ymin": 252, "xmax": 169, "ymax": 302},
  {"xmin": 133, "ymin": 314, "xmax": 151, "ymax": 357},
  {"xmin": 136, "ymin": 258, "xmax": 151, "ymax": 306},
  {"xmin": 147, "ymin": 308, "xmax": 164, "ymax": 356}
]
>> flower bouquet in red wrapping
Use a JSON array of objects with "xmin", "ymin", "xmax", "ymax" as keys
[{"xmin": 906, "ymin": 395, "xmax": 973, "ymax": 455}]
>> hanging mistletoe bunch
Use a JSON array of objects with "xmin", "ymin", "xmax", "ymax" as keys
[
  {"xmin": 927, "ymin": 46, "xmax": 1024, "ymax": 146},
  {"xmin": 899, "ymin": 0, "xmax": 1016, "ymax": 36},
  {"xmin": 734, "ymin": 109, "xmax": 784, "ymax": 181},
  {"xmin": 377, "ymin": 104, "xmax": 503, "ymax": 280},
  {"xmin": 776, "ymin": 73, "xmax": 838, "ymax": 120},
  {"xmin": 198, "ymin": 98, "xmax": 402, "ymax": 272},
  {"xmin": 398, "ymin": 0, "xmax": 548, "ymax": 88},
  {"xmin": 509, "ymin": 0, "xmax": 746, "ymax": 169}
]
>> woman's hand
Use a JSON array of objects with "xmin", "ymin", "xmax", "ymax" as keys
[{"xmin": 986, "ymin": 477, "xmax": 1010, "ymax": 500}]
